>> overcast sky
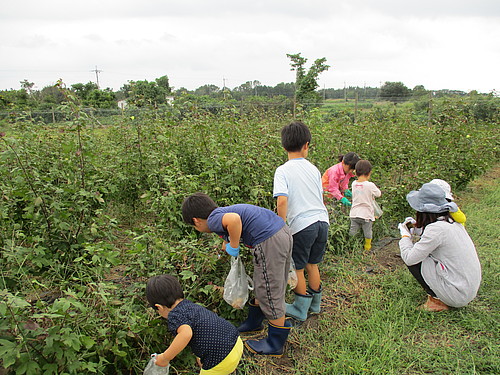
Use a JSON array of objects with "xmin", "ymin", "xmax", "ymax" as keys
[{"xmin": 1, "ymin": 0, "xmax": 499, "ymax": 93}]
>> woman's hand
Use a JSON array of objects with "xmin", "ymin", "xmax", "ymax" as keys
[{"xmin": 398, "ymin": 222, "xmax": 411, "ymax": 237}]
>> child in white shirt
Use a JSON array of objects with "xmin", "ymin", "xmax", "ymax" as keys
[{"xmin": 349, "ymin": 160, "xmax": 381, "ymax": 251}]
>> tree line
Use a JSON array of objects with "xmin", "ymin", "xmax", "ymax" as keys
[{"xmin": 0, "ymin": 52, "xmax": 494, "ymax": 112}]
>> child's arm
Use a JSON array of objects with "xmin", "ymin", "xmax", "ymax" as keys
[
  {"xmin": 328, "ymin": 168, "xmax": 344, "ymax": 200},
  {"xmin": 221, "ymin": 213, "xmax": 242, "ymax": 248},
  {"xmin": 155, "ymin": 324, "xmax": 193, "ymax": 367},
  {"xmin": 276, "ymin": 196, "xmax": 288, "ymax": 222}
]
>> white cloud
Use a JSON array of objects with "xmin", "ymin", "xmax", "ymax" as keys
[{"xmin": 0, "ymin": 0, "xmax": 498, "ymax": 92}]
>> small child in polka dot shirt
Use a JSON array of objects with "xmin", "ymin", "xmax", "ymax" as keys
[{"xmin": 146, "ymin": 275, "xmax": 243, "ymax": 374}]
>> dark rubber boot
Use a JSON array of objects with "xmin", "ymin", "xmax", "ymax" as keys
[
  {"xmin": 244, "ymin": 320, "xmax": 292, "ymax": 357},
  {"xmin": 285, "ymin": 292, "xmax": 313, "ymax": 321},
  {"xmin": 237, "ymin": 299, "xmax": 265, "ymax": 334}
]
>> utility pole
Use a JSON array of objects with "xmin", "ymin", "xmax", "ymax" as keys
[
  {"xmin": 223, "ymin": 77, "xmax": 227, "ymax": 100},
  {"xmin": 91, "ymin": 66, "xmax": 103, "ymax": 88}
]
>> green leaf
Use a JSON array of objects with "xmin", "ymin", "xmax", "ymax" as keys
[
  {"xmin": 80, "ymin": 336, "xmax": 96, "ymax": 349},
  {"xmin": 0, "ymin": 302, "xmax": 6, "ymax": 316}
]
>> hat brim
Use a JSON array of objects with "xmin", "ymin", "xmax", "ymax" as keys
[{"xmin": 406, "ymin": 190, "xmax": 423, "ymax": 212}]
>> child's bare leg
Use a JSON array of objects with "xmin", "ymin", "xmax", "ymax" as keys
[
  {"xmin": 305, "ymin": 263, "xmax": 320, "ymax": 291},
  {"xmin": 254, "ymin": 299, "xmax": 286, "ymax": 326},
  {"xmin": 293, "ymin": 269, "xmax": 307, "ymax": 295},
  {"xmin": 269, "ymin": 316, "xmax": 286, "ymax": 326}
]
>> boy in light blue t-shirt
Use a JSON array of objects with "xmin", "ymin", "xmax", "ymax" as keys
[{"xmin": 273, "ymin": 121, "xmax": 330, "ymax": 322}]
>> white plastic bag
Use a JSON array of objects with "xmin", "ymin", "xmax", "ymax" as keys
[
  {"xmin": 373, "ymin": 200, "xmax": 383, "ymax": 219},
  {"xmin": 143, "ymin": 354, "xmax": 170, "ymax": 375},
  {"xmin": 287, "ymin": 258, "xmax": 298, "ymax": 289},
  {"xmin": 223, "ymin": 256, "xmax": 253, "ymax": 309}
]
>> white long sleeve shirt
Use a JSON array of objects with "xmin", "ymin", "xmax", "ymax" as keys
[{"xmin": 399, "ymin": 220, "xmax": 481, "ymax": 307}]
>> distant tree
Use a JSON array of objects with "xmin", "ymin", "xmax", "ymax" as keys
[
  {"xmin": 174, "ymin": 87, "xmax": 191, "ymax": 96},
  {"xmin": 379, "ymin": 81, "xmax": 411, "ymax": 103},
  {"xmin": 433, "ymin": 89, "xmax": 467, "ymax": 98},
  {"xmin": 287, "ymin": 53, "xmax": 330, "ymax": 105},
  {"xmin": 0, "ymin": 89, "xmax": 31, "ymax": 110},
  {"xmin": 272, "ymin": 82, "xmax": 295, "ymax": 98},
  {"xmin": 121, "ymin": 75, "xmax": 172, "ymax": 107},
  {"xmin": 20, "ymin": 80, "xmax": 35, "ymax": 96},
  {"xmin": 85, "ymin": 88, "xmax": 116, "ymax": 109},
  {"xmin": 71, "ymin": 82, "xmax": 99, "ymax": 100},
  {"xmin": 412, "ymin": 85, "xmax": 428, "ymax": 98},
  {"xmin": 39, "ymin": 85, "xmax": 65, "ymax": 109},
  {"xmin": 194, "ymin": 84, "xmax": 221, "ymax": 97},
  {"xmin": 19, "ymin": 80, "xmax": 39, "ymax": 107},
  {"xmin": 71, "ymin": 82, "xmax": 116, "ymax": 108}
]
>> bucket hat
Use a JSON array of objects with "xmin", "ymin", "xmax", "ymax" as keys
[
  {"xmin": 429, "ymin": 179, "xmax": 453, "ymax": 200},
  {"xmin": 406, "ymin": 183, "xmax": 458, "ymax": 213}
]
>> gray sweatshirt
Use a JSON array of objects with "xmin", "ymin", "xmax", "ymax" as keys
[{"xmin": 399, "ymin": 220, "xmax": 481, "ymax": 307}]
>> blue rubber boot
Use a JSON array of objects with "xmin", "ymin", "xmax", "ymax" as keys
[
  {"xmin": 307, "ymin": 286, "xmax": 322, "ymax": 314},
  {"xmin": 285, "ymin": 292, "xmax": 313, "ymax": 321},
  {"xmin": 237, "ymin": 299, "xmax": 265, "ymax": 334},
  {"xmin": 244, "ymin": 320, "xmax": 292, "ymax": 357}
]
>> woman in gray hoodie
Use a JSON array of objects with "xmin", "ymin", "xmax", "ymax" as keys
[{"xmin": 398, "ymin": 183, "xmax": 482, "ymax": 311}]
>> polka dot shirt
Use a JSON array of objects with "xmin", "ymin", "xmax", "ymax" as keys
[{"xmin": 168, "ymin": 300, "xmax": 239, "ymax": 370}]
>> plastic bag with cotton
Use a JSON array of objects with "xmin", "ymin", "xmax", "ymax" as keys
[
  {"xmin": 143, "ymin": 354, "xmax": 170, "ymax": 375},
  {"xmin": 223, "ymin": 256, "xmax": 253, "ymax": 309},
  {"xmin": 287, "ymin": 258, "xmax": 298, "ymax": 289},
  {"xmin": 373, "ymin": 200, "xmax": 383, "ymax": 219}
]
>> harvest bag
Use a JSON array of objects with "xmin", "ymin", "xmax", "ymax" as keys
[{"xmin": 223, "ymin": 256, "xmax": 253, "ymax": 309}]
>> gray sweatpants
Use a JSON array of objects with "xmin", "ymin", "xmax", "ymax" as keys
[
  {"xmin": 251, "ymin": 225, "xmax": 292, "ymax": 320},
  {"xmin": 349, "ymin": 217, "xmax": 373, "ymax": 239}
]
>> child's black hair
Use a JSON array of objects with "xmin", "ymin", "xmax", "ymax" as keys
[
  {"xmin": 281, "ymin": 121, "xmax": 312, "ymax": 152},
  {"xmin": 355, "ymin": 160, "xmax": 372, "ymax": 176},
  {"xmin": 181, "ymin": 192, "xmax": 218, "ymax": 225},
  {"xmin": 337, "ymin": 152, "xmax": 360, "ymax": 169},
  {"xmin": 146, "ymin": 275, "xmax": 184, "ymax": 309}
]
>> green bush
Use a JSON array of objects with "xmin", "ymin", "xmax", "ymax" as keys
[{"xmin": 0, "ymin": 95, "xmax": 499, "ymax": 373}]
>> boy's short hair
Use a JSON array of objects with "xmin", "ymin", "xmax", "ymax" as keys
[
  {"xmin": 182, "ymin": 192, "xmax": 218, "ymax": 225},
  {"xmin": 146, "ymin": 275, "xmax": 184, "ymax": 309},
  {"xmin": 355, "ymin": 160, "xmax": 372, "ymax": 176},
  {"xmin": 281, "ymin": 121, "xmax": 312, "ymax": 152}
]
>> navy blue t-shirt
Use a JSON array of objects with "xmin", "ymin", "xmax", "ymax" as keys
[
  {"xmin": 207, "ymin": 204, "xmax": 285, "ymax": 247},
  {"xmin": 167, "ymin": 300, "xmax": 239, "ymax": 370}
]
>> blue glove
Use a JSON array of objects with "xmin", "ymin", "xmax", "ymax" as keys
[
  {"xmin": 340, "ymin": 197, "xmax": 352, "ymax": 207},
  {"xmin": 225, "ymin": 243, "xmax": 240, "ymax": 257},
  {"xmin": 344, "ymin": 189, "xmax": 352, "ymax": 198}
]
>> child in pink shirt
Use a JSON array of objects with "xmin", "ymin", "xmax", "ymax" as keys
[
  {"xmin": 322, "ymin": 152, "xmax": 360, "ymax": 206},
  {"xmin": 349, "ymin": 160, "xmax": 381, "ymax": 251}
]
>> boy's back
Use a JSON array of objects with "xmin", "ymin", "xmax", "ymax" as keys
[
  {"xmin": 273, "ymin": 158, "xmax": 329, "ymax": 234},
  {"xmin": 207, "ymin": 204, "xmax": 285, "ymax": 247}
]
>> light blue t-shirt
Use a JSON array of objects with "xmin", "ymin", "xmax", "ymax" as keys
[{"xmin": 273, "ymin": 158, "xmax": 329, "ymax": 235}]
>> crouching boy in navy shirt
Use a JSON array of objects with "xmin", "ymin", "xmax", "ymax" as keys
[{"xmin": 146, "ymin": 275, "xmax": 243, "ymax": 374}]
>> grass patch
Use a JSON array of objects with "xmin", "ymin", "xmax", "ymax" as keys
[{"xmin": 240, "ymin": 166, "xmax": 499, "ymax": 374}]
